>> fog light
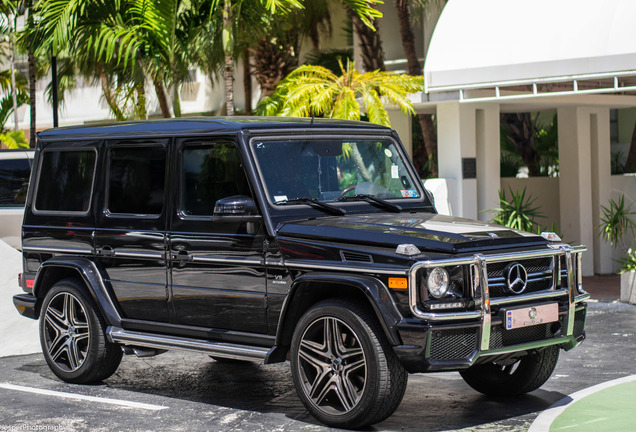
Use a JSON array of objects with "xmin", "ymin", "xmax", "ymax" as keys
[{"xmin": 427, "ymin": 267, "xmax": 450, "ymax": 298}]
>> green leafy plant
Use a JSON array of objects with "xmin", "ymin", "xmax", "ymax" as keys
[
  {"xmin": 255, "ymin": 59, "xmax": 424, "ymax": 126},
  {"xmin": 490, "ymin": 187, "xmax": 544, "ymax": 233},
  {"xmin": 597, "ymin": 195, "xmax": 636, "ymax": 274},
  {"xmin": 611, "ymin": 151, "xmax": 625, "ymax": 175},
  {"xmin": 597, "ymin": 195, "xmax": 636, "ymax": 248},
  {"xmin": 617, "ymin": 248, "xmax": 636, "ymax": 274},
  {"xmin": 500, "ymin": 153, "xmax": 522, "ymax": 178}
]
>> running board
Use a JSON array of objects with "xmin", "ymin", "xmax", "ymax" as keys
[{"xmin": 107, "ymin": 326, "xmax": 271, "ymax": 362}]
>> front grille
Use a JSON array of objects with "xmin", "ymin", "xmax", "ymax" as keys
[
  {"xmin": 430, "ymin": 328, "xmax": 477, "ymax": 360},
  {"xmin": 489, "ymin": 316, "xmax": 564, "ymax": 349},
  {"xmin": 487, "ymin": 257, "xmax": 555, "ymax": 297}
]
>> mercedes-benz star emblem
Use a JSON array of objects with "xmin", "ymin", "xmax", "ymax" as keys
[{"xmin": 505, "ymin": 263, "xmax": 528, "ymax": 294}]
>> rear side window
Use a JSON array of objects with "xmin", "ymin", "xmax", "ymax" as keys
[
  {"xmin": 107, "ymin": 146, "xmax": 166, "ymax": 216},
  {"xmin": 0, "ymin": 158, "xmax": 31, "ymax": 206},
  {"xmin": 35, "ymin": 149, "xmax": 96, "ymax": 213}
]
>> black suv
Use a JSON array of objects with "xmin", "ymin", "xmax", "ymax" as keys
[{"xmin": 13, "ymin": 118, "xmax": 588, "ymax": 429}]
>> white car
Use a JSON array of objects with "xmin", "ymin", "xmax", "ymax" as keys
[{"xmin": 0, "ymin": 149, "xmax": 34, "ymax": 249}]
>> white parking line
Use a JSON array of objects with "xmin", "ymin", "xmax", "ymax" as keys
[{"xmin": 0, "ymin": 383, "xmax": 168, "ymax": 411}]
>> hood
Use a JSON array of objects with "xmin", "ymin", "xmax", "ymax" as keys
[{"xmin": 276, "ymin": 213, "xmax": 548, "ymax": 254}]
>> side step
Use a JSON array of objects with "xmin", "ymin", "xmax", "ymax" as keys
[{"xmin": 107, "ymin": 326, "xmax": 271, "ymax": 362}]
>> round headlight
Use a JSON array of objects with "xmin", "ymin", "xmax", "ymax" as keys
[{"xmin": 427, "ymin": 267, "xmax": 450, "ymax": 298}]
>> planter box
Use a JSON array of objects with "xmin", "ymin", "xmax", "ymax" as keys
[{"xmin": 620, "ymin": 271, "xmax": 636, "ymax": 304}]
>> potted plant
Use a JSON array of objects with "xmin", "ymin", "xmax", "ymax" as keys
[{"xmin": 598, "ymin": 195, "xmax": 636, "ymax": 304}]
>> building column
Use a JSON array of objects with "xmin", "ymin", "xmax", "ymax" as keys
[
  {"xmin": 437, "ymin": 101, "xmax": 500, "ymax": 219},
  {"xmin": 476, "ymin": 105, "xmax": 501, "ymax": 221},
  {"xmin": 558, "ymin": 106, "xmax": 610, "ymax": 276},
  {"xmin": 589, "ymin": 108, "xmax": 613, "ymax": 274},
  {"xmin": 388, "ymin": 109, "xmax": 413, "ymax": 159}
]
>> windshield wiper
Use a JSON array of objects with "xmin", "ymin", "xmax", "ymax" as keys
[
  {"xmin": 277, "ymin": 197, "xmax": 346, "ymax": 216},
  {"xmin": 337, "ymin": 194, "xmax": 402, "ymax": 213}
]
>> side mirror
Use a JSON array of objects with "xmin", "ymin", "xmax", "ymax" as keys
[{"xmin": 213, "ymin": 195, "xmax": 259, "ymax": 216}]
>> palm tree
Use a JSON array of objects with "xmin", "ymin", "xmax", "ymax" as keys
[
  {"xmin": 24, "ymin": 0, "xmax": 213, "ymax": 119},
  {"xmin": 251, "ymin": 0, "xmax": 382, "ymax": 102},
  {"xmin": 209, "ymin": 0, "xmax": 303, "ymax": 116},
  {"xmin": 394, "ymin": 0, "xmax": 442, "ymax": 177},
  {"xmin": 350, "ymin": 4, "xmax": 384, "ymax": 73},
  {"xmin": 256, "ymin": 59, "xmax": 423, "ymax": 126},
  {"xmin": 0, "ymin": 70, "xmax": 29, "ymax": 148}
]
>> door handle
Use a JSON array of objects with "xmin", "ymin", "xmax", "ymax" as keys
[
  {"xmin": 171, "ymin": 250, "xmax": 193, "ymax": 262},
  {"xmin": 97, "ymin": 246, "xmax": 115, "ymax": 257}
]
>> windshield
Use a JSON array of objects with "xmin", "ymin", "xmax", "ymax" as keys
[{"xmin": 251, "ymin": 137, "xmax": 421, "ymax": 205}]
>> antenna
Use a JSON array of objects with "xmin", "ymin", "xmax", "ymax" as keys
[{"xmin": 310, "ymin": 114, "xmax": 315, "ymax": 126}]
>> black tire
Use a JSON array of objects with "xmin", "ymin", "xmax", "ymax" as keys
[
  {"xmin": 460, "ymin": 346, "xmax": 560, "ymax": 397},
  {"xmin": 290, "ymin": 298, "xmax": 408, "ymax": 429},
  {"xmin": 39, "ymin": 279, "xmax": 123, "ymax": 384}
]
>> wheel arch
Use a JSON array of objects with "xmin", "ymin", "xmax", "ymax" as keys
[
  {"xmin": 266, "ymin": 272, "xmax": 403, "ymax": 364},
  {"xmin": 33, "ymin": 257, "xmax": 122, "ymax": 327}
]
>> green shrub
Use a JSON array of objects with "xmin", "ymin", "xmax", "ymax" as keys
[
  {"xmin": 597, "ymin": 195, "xmax": 636, "ymax": 248},
  {"xmin": 490, "ymin": 187, "xmax": 544, "ymax": 233}
]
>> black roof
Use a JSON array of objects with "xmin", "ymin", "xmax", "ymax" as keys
[{"xmin": 36, "ymin": 116, "xmax": 392, "ymax": 141}]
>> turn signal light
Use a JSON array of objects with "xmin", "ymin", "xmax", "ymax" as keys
[{"xmin": 388, "ymin": 277, "xmax": 408, "ymax": 289}]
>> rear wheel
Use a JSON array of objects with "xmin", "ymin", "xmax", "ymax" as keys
[
  {"xmin": 40, "ymin": 279, "xmax": 122, "ymax": 384},
  {"xmin": 460, "ymin": 346, "xmax": 560, "ymax": 397},
  {"xmin": 290, "ymin": 299, "xmax": 407, "ymax": 429}
]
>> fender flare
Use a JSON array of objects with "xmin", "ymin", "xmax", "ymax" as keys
[
  {"xmin": 32, "ymin": 257, "xmax": 122, "ymax": 327},
  {"xmin": 267, "ymin": 272, "xmax": 403, "ymax": 363}
]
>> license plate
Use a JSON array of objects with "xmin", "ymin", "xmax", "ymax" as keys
[{"xmin": 505, "ymin": 303, "xmax": 559, "ymax": 330}]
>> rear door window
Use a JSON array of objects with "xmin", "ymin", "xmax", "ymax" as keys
[
  {"xmin": 107, "ymin": 145, "xmax": 166, "ymax": 216},
  {"xmin": 34, "ymin": 149, "xmax": 97, "ymax": 213}
]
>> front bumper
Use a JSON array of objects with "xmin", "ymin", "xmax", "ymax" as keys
[
  {"xmin": 394, "ymin": 244, "xmax": 589, "ymax": 373},
  {"xmin": 394, "ymin": 301, "xmax": 587, "ymax": 372}
]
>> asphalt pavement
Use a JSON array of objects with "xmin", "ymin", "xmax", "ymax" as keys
[
  {"xmin": 1, "ymin": 238, "xmax": 634, "ymax": 431},
  {"xmin": 0, "ymin": 300, "xmax": 633, "ymax": 431}
]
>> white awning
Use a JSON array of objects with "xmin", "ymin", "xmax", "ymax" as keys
[{"xmin": 424, "ymin": 0, "xmax": 636, "ymax": 101}]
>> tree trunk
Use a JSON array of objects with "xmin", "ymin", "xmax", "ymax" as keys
[
  {"xmin": 135, "ymin": 81, "xmax": 147, "ymax": 120},
  {"xmin": 224, "ymin": 55, "xmax": 235, "ymax": 116},
  {"xmin": 350, "ymin": 8, "xmax": 384, "ymax": 72},
  {"xmin": 351, "ymin": 143, "xmax": 373, "ymax": 182},
  {"xmin": 171, "ymin": 68, "xmax": 181, "ymax": 117},
  {"xmin": 100, "ymin": 71, "xmax": 125, "ymax": 121},
  {"xmin": 251, "ymin": 36, "xmax": 298, "ymax": 98},
  {"xmin": 223, "ymin": 0, "xmax": 234, "ymax": 116},
  {"xmin": 243, "ymin": 48, "xmax": 252, "ymax": 115},
  {"xmin": 624, "ymin": 119, "xmax": 636, "ymax": 173},
  {"xmin": 395, "ymin": 0, "xmax": 437, "ymax": 177},
  {"xmin": 28, "ymin": 51, "xmax": 36, "ymax": 148},
  {"xmin": 153, "ymin": 78, "xmax": 172, "ymax": 118},
  {"xmin": 9, "ymin": 16, "xmax": 19, "ymax": 132}
]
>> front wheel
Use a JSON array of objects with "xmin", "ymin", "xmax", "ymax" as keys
[
  {"xmin": 290, "ymin": 299, "xmax": 407, "ymax": 429},
  {"xmin": 40, "ymin": 279, "xmax": 122, "ymax": 384},
  {"xmin": 460, "ymin": 346, "xmax": 560, "ymax": 397}
]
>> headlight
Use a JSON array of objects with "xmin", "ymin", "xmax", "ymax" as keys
[{"xmin": 427, "ymin": 267, "xmax": 450, "ymax": 298}]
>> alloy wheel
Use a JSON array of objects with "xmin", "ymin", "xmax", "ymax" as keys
[
  {"xmin": 296, "ymin": 316, "xmax": 367, "ymax": 415},
  {"xmin": 43, "ymin": 292, "xmax": 91, "ymax": 372}
]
